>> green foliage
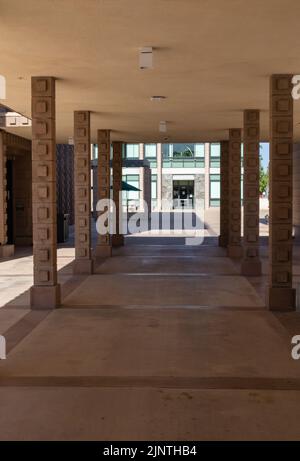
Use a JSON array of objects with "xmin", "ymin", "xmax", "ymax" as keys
[
  {"xmin": 173, "ymin": 146, "xmax": 194, "ymax": 158},
  {"xmin": 259, "ymin": 154, "xmax": 269, "ymax": 195}
]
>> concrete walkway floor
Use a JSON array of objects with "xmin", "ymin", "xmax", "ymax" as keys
[{"xmin": 1, "ymin": 236, "xmax": 300, "ymax": 440}]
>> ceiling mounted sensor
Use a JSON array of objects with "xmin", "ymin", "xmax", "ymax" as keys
[
  {"xmin": 151, "ymin": 95, "xmax": 166, "ymax": 102},
  {"xmin": 139, "ymin": 46, "xmax": 153, "ymax": 70},
  {"xmin": 159, "ymin": 121, "xmax": 167, "ymax": 133}
]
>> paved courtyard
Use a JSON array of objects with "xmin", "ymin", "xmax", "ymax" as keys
[{"xmin": 1, "ymin": 208, "xmax": 300, "ymax": 440}]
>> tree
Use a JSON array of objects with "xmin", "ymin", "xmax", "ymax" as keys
[{"xmin": 259, "ymin": 153, "xmax": 269, "ymax": 195}]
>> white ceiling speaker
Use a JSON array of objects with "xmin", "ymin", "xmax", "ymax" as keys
[
  {"xmin": 159, "ymin": 121, "xmax": 167, "ymax": 133},
  {"xmin": 139, "ymin": 47, "xmax": 153, "ymax": 69}
]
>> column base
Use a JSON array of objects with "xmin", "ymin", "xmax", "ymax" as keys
[
  {"xmin": 94, "ymin": 245, "xmax": 112, "ymax": 258},
  {"xmin": 267, "ymin": 287, "xmax": 296, "ymax": 311},
  {"xmin": 73, "ymin": 259, "xmax": 94, "ymax": 275},
  {"xmin": 30, "ymin": 284, "xmax": 61, "ymax": 309},
  {"xmin": 218, "ymin": 235, "xmax": 228, "ymax": 248},
  {"xmin": 112, "ymin": 235, "xmax": 124, "ymax": 247},
  {"xmin": 227, "ymin": 245, "xmax": 242, "ymax": 259},
  {"xmin": 0, "ymin": 244, "xmax": 15, "ymax": 258},
  {"xmin": 241, "ymin": 258, "xmax": 262, "ymax": 276}
]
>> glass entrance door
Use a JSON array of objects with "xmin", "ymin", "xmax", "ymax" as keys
[{"xmin": 173, "ymin": 180, "xmax": 194, "ymax": 209}]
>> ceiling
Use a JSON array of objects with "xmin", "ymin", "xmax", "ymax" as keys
[{"xmin": 1, "ymin": 0, "xmax": 300, "ymax": 143}]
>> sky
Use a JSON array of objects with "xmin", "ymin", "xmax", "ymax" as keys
[{"xmin": 260, "ymin": 143, "xmax": 269, "ymax": 171}]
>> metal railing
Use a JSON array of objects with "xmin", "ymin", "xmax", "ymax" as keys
[
  {"xmin": 172, "ymin": 198, "xmax": 194, "ymax": 209},
  {"xmin": 163, "ymin": 157, "xmax": 204, "ymax": 168}
]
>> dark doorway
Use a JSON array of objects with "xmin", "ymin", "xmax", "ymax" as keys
[
  {"xmin": 6, "ymin": 159, "xmax": 14, "ymax": 244},
  {"xmin": 173, "ymin": 179, "xmax": 194, "ymax": 209}
]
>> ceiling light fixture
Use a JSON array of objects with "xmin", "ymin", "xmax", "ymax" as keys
[
  {"xmin": 159, "ymin": 121, "xmax": 167, "ymax": 133},
  {"xmin": 139, "ymin": 47, "xmax": 153, "ymax": 70}
]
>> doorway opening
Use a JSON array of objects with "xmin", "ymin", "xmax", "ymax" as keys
[{"xmin": 173, "ymin": 180, "xmax": 194, "ymax": 209}]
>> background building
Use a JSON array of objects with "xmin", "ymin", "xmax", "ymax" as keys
[
  {"xmin": 91, "ymin": 142, "xmax": 246, "ymax": 213},
  {"xmin": 123, "ymin": 142, "xmax": 223, "ymax": 211}
]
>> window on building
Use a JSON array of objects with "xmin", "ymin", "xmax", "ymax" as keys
[
  {"xmin": 151, "ymin": 174, "xmax": 157, "ymax": 210},
  {"xmin": 241, "ymin": 174, "xmax": 243, "ymax": 202},
  {"xmin": 145, "ymin": 144, "xmax": 157, "ymax": 167},
  {"xmin": 209, "ymin": 174, "xmax": 220, "ymax": 207},
  {"xmin": 210, "ymin": 143, "xmax": 221, "ymax": 168},
  {"xmin": 92, "ymin": 143, "xmax": 98, "ymax": 160},
  {"xmin": 151, "ymin": 174, "xmax": 157, "ymax": 199},
  {"xmin": 122, "ymin": 174, "xmax": 140, "ymax": 202},
  {"xmin": 241, "ymin": 143, "xmax": 244, "ymax": 167},
  {"xmin": 195, "ymin": 143, "xmax": 205, "ymax": 157},
  {"xmin": 162, "ymin": 143, "xmax": 172, "ymax": 158},
  {"xmin": 195, "ymin": 143, "xmax": 205, "ymax": 167},
  {"xmin": 172, "ymin": 144, "xmax": 194, "ymax": 158},
  {"xmin": 125, "ymin": 143, "xmax": 139, "ymax": 158},
  {"xmin": 162, "ymin": 143, "xmax": 205, "ymax": 168},
  {"xmin": 145, "ymin": 144, "xmax": 157, "ymax": 158}
]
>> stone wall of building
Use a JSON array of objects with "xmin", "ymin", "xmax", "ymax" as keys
[
  {"xmin": 1, "ymin": 137, "xmax": 74, "ymax": 248},
  {"xmin": 162, "ymin": 174, "xmax": 172, "ymax": 208},
  {"xmin": 194, "ymin": 174, "xmax": 205, "ymax": 206},
  {"xmin": 0, "ymin": 131, "xmax": 7, "ymax": 246},
  {"xmin": 14, "ymin": 151, "xmax": 32, "ymax": 245},
  {"xmin": 0, "ymin": 130, "xmax": 32, "ymax": 248}
]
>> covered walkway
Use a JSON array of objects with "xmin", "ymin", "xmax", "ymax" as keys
[
  {"xmin": 1, "ymin": 232, "xmax": 300, "ymax": 440},
  {"xmin": 1, "ymin": 0, "xmax": 300, "ymax": 442}
]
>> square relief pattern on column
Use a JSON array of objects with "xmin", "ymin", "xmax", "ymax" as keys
[
  {"xmin": 31, "ymin": 77, "xmax": 57, "ymax": 286},
  {"xmin": 228, "ymin": 130, "xmax": 241, "ymax": 248},
  {"xmin": 97, "ymin": 130, "xmax": 111, "ymax": 247},
  {"xmin": 219, "ymin": 141, "xmax": 229, "ymax": 245},
  {"xmin": 74, "ymin": 111, "xmax": 91, "ymax": 261},
  {"xmin": 269, "ymin": 75, "xmax": 293, "ymax": 290},
  {"xmin": 243, "ymin": 110, "xmax": 260, "ymax": 263},
  {"xmin": 113, "ymin": 142, "xmax": 123, "ymax": 237}
]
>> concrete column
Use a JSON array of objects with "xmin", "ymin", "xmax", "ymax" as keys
[
  {"xmin": 204, "ymin": 143, "xmax": 210, "ymax": 210},
  {"xmin": 73, "ymin": 111, "xmax": 93, "ymax": 274},
  {"xmin": 157, "ymin": 143, "xmax": 162, "ymax": 210},
  {"xmin": 144, "ymin": 166, "xmax": 152, "ymax": 216},
  {"xmin": 218, "ymin": 140, "xmax": 229, "ymax": 247},
  {"xmin": 95, "ymin": 129, "xmax": 112, "ymax": 258},
  {"xmin": 293, "ymin": 143, "xmax": 300, "ymax": 241},
  {"xmin": 0, "ymin": 131, "xmax": 7, "ymax": 251},
  {"xmin": 112, "ymin": 141, "xmax": 124, "ymax": 247},
  {"xmin": 267, "ymin": 74, "xmax": 295, "ymax": 310},
  {"xmin": 227, "ymin": 128, "xmax": 242, "ymax": 258},
  {"xmin": 241, "ymin": 110, "xmax": 262, "ymax": 275},
  {"xmin": 30, "ymin": 76, "xmax": 60, "ymax": 308}
]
